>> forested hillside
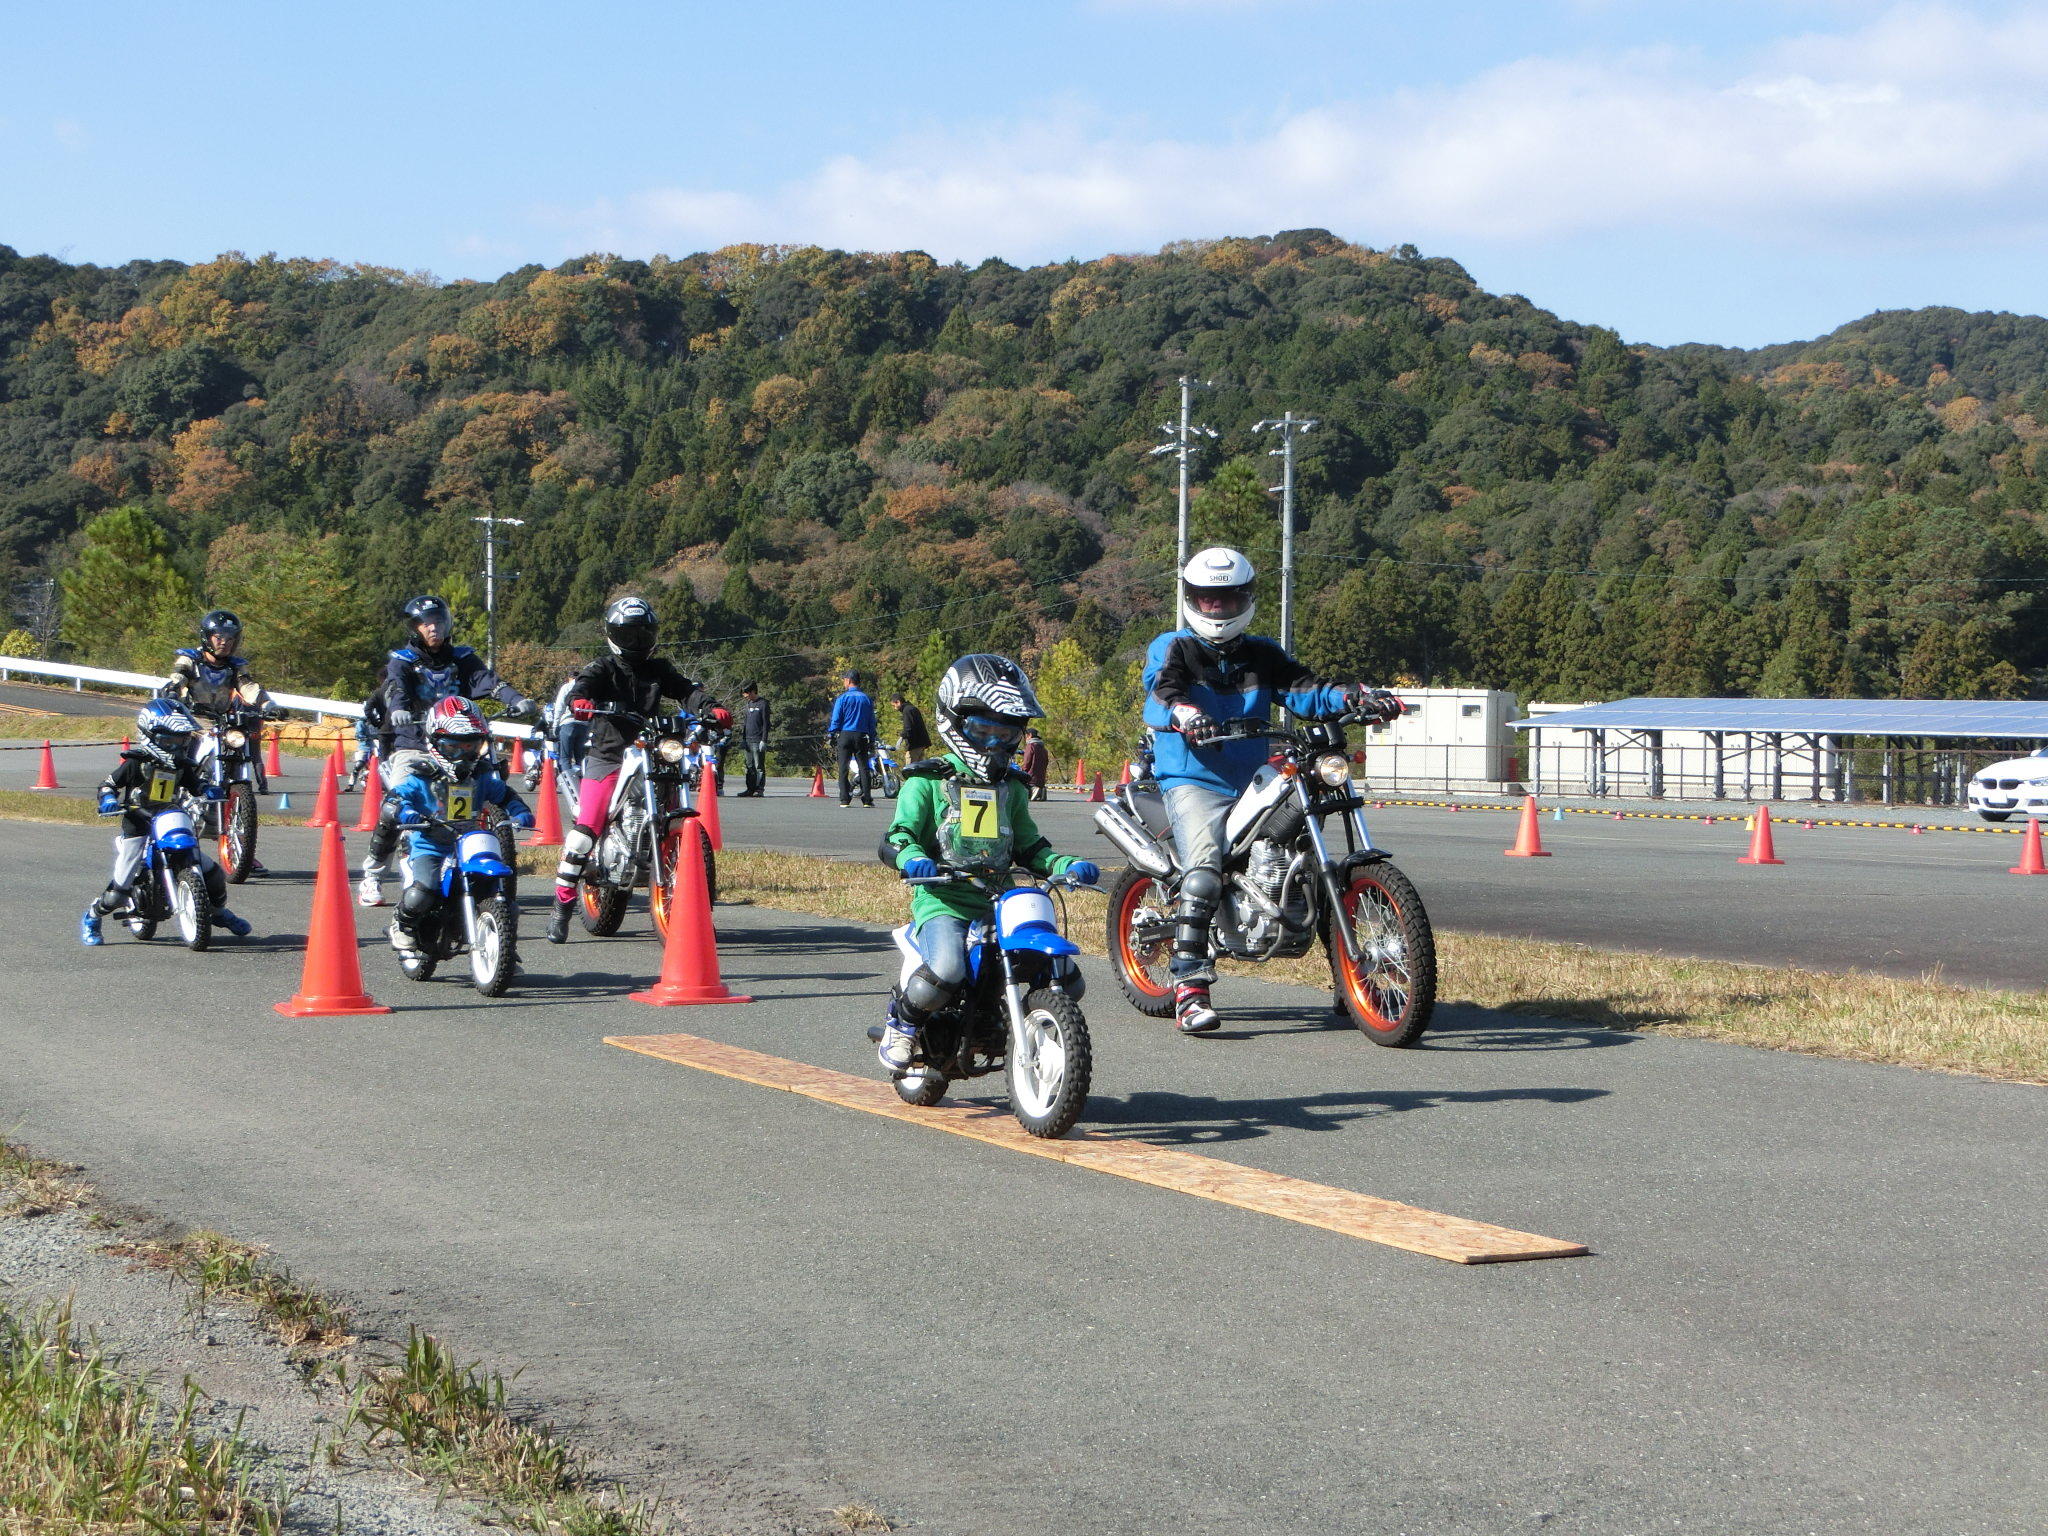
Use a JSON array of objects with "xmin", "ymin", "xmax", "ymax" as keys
[{"xmin": 6, "ymin": 231, "xmax": 2048, "ymax": 750}]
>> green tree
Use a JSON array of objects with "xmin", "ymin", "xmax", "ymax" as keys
[
  {"xmin": 206, "ymin": 528, "xmax": 379, "ymax": 694},
  {"xmin": 58, "ymin": 506, "xmax": 196, "ymax": 670}
]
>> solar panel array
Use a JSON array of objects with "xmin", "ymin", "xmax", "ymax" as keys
[{"xmin": 1512, "ymin": 698, "xmax": 2048, "ymax": 738}]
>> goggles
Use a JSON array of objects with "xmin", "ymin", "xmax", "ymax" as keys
[
  {"xmin": 958, "ymin": 714, "xmax": 1026, "ymax": 752},
  {"xmin": 435, "ymin": 735, "xmax": 486, "ymax": 763}
]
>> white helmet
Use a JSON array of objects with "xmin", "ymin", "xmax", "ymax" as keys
[{"xmin": 1181, "ymin": 546, "xmax": 1257, "ymax": 645}]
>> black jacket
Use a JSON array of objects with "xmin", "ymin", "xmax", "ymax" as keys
[
  {"xmin": 565, "ymin": 655, "xmax": 703, "ymax": 769},
  {"xmin": 740, "ymin": 696, "xmax": 771, "ymax": 746},
  {"xmin": 380, "ymin": 644, "xmax": 523, "ymax": 750},
  {"xmin": 897, "ymin": 700, "xmax": 931, "ymax": 752},
  {"xmin": 99, "ymin": 747, "xmax": 207, "ymax": 816}
]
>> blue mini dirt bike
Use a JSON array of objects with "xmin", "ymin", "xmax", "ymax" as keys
[
  {"xmin": 123, "ymin": 805, "xmax": 221, "ymax": 951},
  {"xmin": 392, "ymin": 816, "xmax": 521, "ymax": 995},
  {"xmin": 871, "ymin": 870, "xmax": 1100, "ymax": 1138}
]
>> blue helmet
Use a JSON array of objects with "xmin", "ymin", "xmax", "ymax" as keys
[{"xmin": 136, "ymin": 698, "xmax": 200, "ymax": 753}]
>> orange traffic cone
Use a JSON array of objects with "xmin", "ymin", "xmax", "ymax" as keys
[
  {"xmin": 1504, "ymin": 795, "xmax": 1551, "ymax": 857},
  {"xmin": 30, "ymin": 740, "xmax": 58, "ymax": 790},
  {"xmin": 328, "ymin": 738, "xmax": 347, "ymax": 780},
  {"xmin": 121, "ymin": 734, "xmax": 132, "ymax": 754},
  {"xmin": 808, "ymin": 767, "xmax": 826, "ymax": 797},
  {"xmin": 2011, "ymin": 818, "xmax": 2048, "ymax": 875},
  {"xmin": 510, "ymin": 735, "xmax": 527, "ymax": 775},
  {"xmin": 696, "ymin": 767, "xmax": 725, "ymax": 851},
  {"xmin": 1073, "ymin": 759, "xmax": 1088, "ymax": 790},
  {"xmin": 1119, "ymin": 761, "xmax": 1133, "ymax": 786},
  {"xmin": 527, "ymin": 758, "xmax": 564, "ymax": 847},
  {"xmin": 352, "ymin": 755, "xmax": 382, "ymax": 832},
  {"xmin": 305, "ymin": 759, "xmax": 339, "ymax": 829},
  {"xmin": 631, "ymin": 824, "xmax": 751, "ymax": 1006},
  {"xmin": 1738, "ymin": 804, "xmax": 1784, "ymax": 866},
  {"xmin": 274, "ymin": 821, "xmax": 392, "ymax": 1017},
  {"xmin": 264, "ymin": 734, "xmax": 285, "ymax": 778},
  {"xmin": 1088, "ymin": 772, "xmax": 1106, "ymax": 804}
]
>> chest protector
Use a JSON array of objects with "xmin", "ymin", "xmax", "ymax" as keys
[
  {"xmin": 397, "ymin": 648, "xmax": 471, "ymax": 707},
  {"xmin": 937, "ymin": 776, "xmax": 1013, "ymax": 874},
  {"xmin": 178, "ymin": 650, "xmax": 243, "ymax": 710}
]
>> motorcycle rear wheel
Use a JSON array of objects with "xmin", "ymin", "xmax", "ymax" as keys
[
  {"xmin": 174, "ymin": 867, "xmax": 211, "ymax": 952},
  {"xmin": 1008, "ymin": 988, "xmax": 1091, "ymax": 1138},
  {"xmin": 469, "ymin": 895, "xmax": 516, "ymax": 996},
  {"xmin": 1326, "ymin": 861, "xmax": 1436, "ymax": 1047},
  {"xmin": 580, "ymin": 876, "xmax": 628, "ymax": 936},
  {"xmin": 1106, "ymin": 869, "xmax": 1177, "ymax": 1017},
  {"xmin": 482, "ymin": 803, "xmax": 520, "ymax": 901},
  {"xmin": 220, "ymin": 783, "xmax": 258, "ymax": 884}
]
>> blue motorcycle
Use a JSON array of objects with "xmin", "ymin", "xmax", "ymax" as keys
[
  {"xmin": 391, "ymin": 816, "xmax": 521, "ymax": 995},
  {"xmin": 123, "ymin": 806, "xmax": 220, "ymax": 951}
]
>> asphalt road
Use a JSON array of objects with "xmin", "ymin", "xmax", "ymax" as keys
[
  {"xmin": 0, "ymin": 679, "xmax": 138, "ymax": 716},
  {"xmin": 2, "ymin": 818, "xmax": 2042, "ymax": 1534}
]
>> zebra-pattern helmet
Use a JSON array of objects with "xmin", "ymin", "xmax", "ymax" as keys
[{"xmin": 936, "ymin": 654, "xmax": 1042, "ymax": 782}]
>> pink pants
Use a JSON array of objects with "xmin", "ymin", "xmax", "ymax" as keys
[{"xmin": 574, "ymin": 771, "xmax": 618, "ymax": 833}]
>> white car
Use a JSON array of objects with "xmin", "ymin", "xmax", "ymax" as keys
[{"xmin": 1968, "ymin": 750, "xmax": 2048, "ymax": 822}]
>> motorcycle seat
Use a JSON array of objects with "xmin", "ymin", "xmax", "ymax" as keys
[{"xmin": 1126, "ymin": 787, "xmax": 1172, "ymax": 840}]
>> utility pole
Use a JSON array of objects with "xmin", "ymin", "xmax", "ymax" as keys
[
  {"xmin": 1254, "ymin": 411, "xmax": 1317, "ymax": 652},
  {"xmin": 472, "ymin": 513, "xmax": 524, "ymax": 669},
  {"xmin": 1148, "ymin": 375, "xmax": 1217, "ymax": 610}
]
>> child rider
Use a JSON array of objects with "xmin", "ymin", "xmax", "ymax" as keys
[
  {"xmin": 81, "ymin": 699, "xmax": 252, "ymax": 944},
  {"xmin": 874, "ymin": 654, "xmax": 1099, "ymax": 1071}
]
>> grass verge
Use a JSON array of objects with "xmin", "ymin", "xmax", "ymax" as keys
[
  {"xmin": 0, "ymin": 1298, "xmax": 286, "ymax": 1534},
  {"xmin": 690, "ymin": 847, "xmax": 2048, "ymax": 1085},
  {"xmin": 0, "ymin": 787, "xmax": 312, "ymax": 829}
]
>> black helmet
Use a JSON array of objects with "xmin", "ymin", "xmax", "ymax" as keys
[
  {"xmin": 936, "ymin": 653, "xmax": 1042, "ymax": 782},
  {"xmin": 402, "ymin": 595, "xmax": 453, "ymax": 644},
  {"xmin": 198, "ymin": 609, "xmax": 241, "ymax": 651},
  {"xmin": 604, "ymin": 595, "xmax": 658, "ymax": 658}
]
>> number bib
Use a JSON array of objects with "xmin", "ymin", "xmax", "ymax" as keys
[
  {"xmin": 440, "ymin": 783, "xmax": 476, "ymax": 825},
  {"xmin": 939, "ymin": 779, "xmax": 1012, "ymax": 873},
  {"xmin": 145, "ymin": 772, "xmax": 178, "ymax": 806}
]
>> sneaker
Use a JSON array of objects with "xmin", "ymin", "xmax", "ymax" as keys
[
  {"xmin": 546, "ymin": 901, "xmax": 573, "ymax": 945},
  {"xmin": 1174, "ymin": 983, "xmax": 1221, "ymax": 1034},
  {"xmin": 877, "ymin": 1021, "xmax": 919, "ymax": 1071},
  {"xmin": 79, "ymin": 907, "xmax": 103, "ymax": 947},
  {"xmin": 215, "ymin": 908, "xmax": 252, "ymax": 937},
  {"xmin": 357, "ymin": 873, "xmax": 387, "ymax": 908},
  {"xmin": 386, "ymin": 919, "xmax": 421, "ymax": 957},
  {"xmin": 247, "ymin": 858, "xmax": 268, "ymax": 876}
]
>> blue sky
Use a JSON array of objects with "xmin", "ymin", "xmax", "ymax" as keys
[{"xmin": 6, "ymin": 0, "xmax": 2047, "ymax": 347}]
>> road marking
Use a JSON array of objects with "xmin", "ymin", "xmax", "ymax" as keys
[{"xmin": 605, "ymin": 1031, "xmax": 1588, "ymax": 1264}]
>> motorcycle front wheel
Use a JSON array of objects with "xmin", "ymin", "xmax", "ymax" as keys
[
  {"xmin": 649, "ymin": 823, "xmax": 717, "ymax": 938},
  {"xmin": 1326, "ymin": 861, "xmax": 1436, "ymax": 1047},
  {"xmin": 174, "ymin": 867, "xmax": 211, "ymax": 952},
  {"xmin": 1009, "ymin": 988, "xmax": 1091, "ymax": 1138},
  {"xmin": 469, "ymin": 895, "xmax": 516, "ymax": 996},
  {"xmin": 220, "ymin": 782, "xmax": 258, "ymax": 883},
  {"xmin": 1106, "ymin": 868, "xmax": 1177, "ymax": 1018}
]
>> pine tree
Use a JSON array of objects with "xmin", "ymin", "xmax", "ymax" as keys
[{"xmin": 58, "ymin": 506, "xmax": 197, "ymax": 671}]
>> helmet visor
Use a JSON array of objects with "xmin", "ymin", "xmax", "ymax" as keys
[
  {"xmin": 1185, "ymin": 582, "xmax": 1253, "ymax": 620},
  {"xmin": 958, "ymin": 713, "xmax": 1025, "ymax": 754},
  {"xmin": 610, "ymin": 620, "xmax": 657, "ymax": 654},
  {"xmin": 152, "ymin": 729, "xmax": 195, "ymax": 754}
]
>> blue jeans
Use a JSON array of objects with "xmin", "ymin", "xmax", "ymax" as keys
[
  {"xmin": 911, "ymin": 913, "xmax": 974, "ymax": 990},
  {"xmin": 1162, "ymin": 781, "xmax": 1235, "ymax": 981}
]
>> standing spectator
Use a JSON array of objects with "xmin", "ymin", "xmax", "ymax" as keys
[
  {"xmin": 892, "ymin": 692, "xmax": 932, "ymax": 762},
  {"xmin": 1019, "ymin": 727, "xmax": 1050, "ymax": 801},
  {"xmin": 827, "ymin": 671, "xmax": 878, "ymax": 807},
  {"xmin": 738, "ymin": 682, "xmax": 771, "ymax": 796}
]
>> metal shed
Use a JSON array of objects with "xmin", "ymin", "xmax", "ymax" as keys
[{"xmin": 1513, "ymin": 698, "xmax": 2048, "ymax": 805}]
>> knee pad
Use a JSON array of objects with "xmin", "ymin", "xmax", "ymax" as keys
[
  {"xmin": 1176, "ymin": 865, "xmax": 1223, "ymax": 919},
  {"xmin": 203, "ymin": 864, "xmax": 227, "ymax": 906},
  {"xmin": 396, "ymin": 881, "xmax": 441, "ymax": 933},
  {"xmin": 899, "ymin": 963, "xmax": 962, "ymax": 1022},
  {"xmin": 366, "ymin": 819, "xmax": 400, "ymax": 865}
]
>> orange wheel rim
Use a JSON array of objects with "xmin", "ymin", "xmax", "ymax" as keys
[
  {"xmin": 1337, "ymin": 876, "xmax": 1409, "ymax": 1032},
  {"xmin": 580, "ymin": 881, "xmax": 604, "ymax": 920},
  {"xmin": 1116, "ymin": 876, "xmax": 1173, "ymax": 996},
  {"xmin": 649, "ymin": 827, "xmax": 684, "ymax": 937}
]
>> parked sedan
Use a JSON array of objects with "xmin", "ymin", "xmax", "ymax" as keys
[{"xmin": 1968, "ymin": 750, "xmax": 2048, "ymax": 821}]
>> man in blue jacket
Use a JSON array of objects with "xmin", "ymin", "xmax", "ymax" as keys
[
  {"xmin": 1143, "ymin": 547, "xmax": 1401, "ymax": 1034},
  {"xmin": 827, "ymin": 671, "xmax": 878, "ymax": 807}
]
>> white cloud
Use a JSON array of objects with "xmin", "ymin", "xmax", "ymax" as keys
[{"xmin": 540, "ymin": 3, "xmax": 2048, "ymax": 261}]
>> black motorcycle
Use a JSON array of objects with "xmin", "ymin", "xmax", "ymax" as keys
[
  {"xmin": 196, "ymin": 679, "xmax": 277, "ymax": 884},
  {"xmin": 1096, "ymin": 709, "xmax": 1437, "ymax": 1046}
]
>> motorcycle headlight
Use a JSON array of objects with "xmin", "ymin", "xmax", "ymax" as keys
[
  {"xmin": 223, "ymin": 729, "xmax": 247, "ymax": 749},
  {"xmin": 657, "ymin": 738, "xmax": 687, "ymax": 763},
  {"xmin": 1314, "ymin": 752, "xmax": 1352, "ymax": 788}
]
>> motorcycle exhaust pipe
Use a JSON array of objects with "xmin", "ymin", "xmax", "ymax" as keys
[{"xmin": 1093, "ymin": 800, "xmax": 1175, "ymax": 879}]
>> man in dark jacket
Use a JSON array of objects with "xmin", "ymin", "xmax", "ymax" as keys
[
  {"xmin": 737, "ymin": 682, "xmax": 771, "ymax": 796},
  {"xmin": 891, "ymin": 693, "xmax": 932, "ymax": 761},
  {"xmin": 826, "ymin": 672, "xmax": 877, "ymax": 807},
  {"xmin": 1018, "ymin": 727, "xmax": 1050, "ymax": 801}
]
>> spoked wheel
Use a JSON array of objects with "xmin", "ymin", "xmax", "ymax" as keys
[
  {"xmin": 1008, "ymin": 988, "xmax": 1091, "ymax": 1138},
  {"xmin": 879, "ymin": 766, "xmax": 900, "ymax": 799},
  {"xmin": 649, "ymin": 823, "xmax": 718, "ymax": 937},
  {"xmin": 580, "ymin": 876, "xmax": 628, "ymax": 936},
  {"xmin": 1106, "ymin": 869, "xmax": 1177, "ymax": 1017},
  {"xmin": 893, "ymin": 1068, "xmax": 948, "ymax": 1106},
  {"xmin": 219, "ymin": 783, "xmax": 258, "ymax": 884},
  {"xmin": 469, "ymin": 895, "xmax": 517, "ymax": 996},
  {"xmin": 1326, "ymin": 861, "xmax": 1436, "ymax": 1047},
  {"xmin": 174, "ymin": 867, "xmax": 211, "ymax": 952}
]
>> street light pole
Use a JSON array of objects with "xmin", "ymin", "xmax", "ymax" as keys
[
  {"xmin": 1148, "ymin": 375, "xmax": 1216, "ymax": 614},
  {"xmin": 1254, "ymin": 411, "xmax": 1317, "ymax": 653},
  {"xmin": 472, "ymin": 513, "xmax": 524, "ymax": 670}
]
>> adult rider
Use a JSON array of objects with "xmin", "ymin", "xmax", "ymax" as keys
[
  {"xmin": 159, "ymin": 608, "xmax": 284, "ymax": 872},
  {"xmin": 545, "ymin": 595, "xmax": 710, "ymax": 945},
  {"xmin": 358, "ymin": 595, "xmax": 536, "ymax": 907},
  {"xmin": 1143, "ymin": 547, "xmax": 1403, "ymax": 1035}
]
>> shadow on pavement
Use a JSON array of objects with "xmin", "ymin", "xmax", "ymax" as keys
[
  {"xmin": 1078, "ymin": 1083, "xmax": 1610, "ymax": 1146},
  {"xmin": 1195, "ymin": 1000, "xmax": 1642, "ymax": 1054}
]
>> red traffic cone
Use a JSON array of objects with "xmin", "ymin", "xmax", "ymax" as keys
[
  {"xmin": 527, "ymin": 758, "xmax": 564, "ymax": 847},
  {"xmin": 1088, "ymin": 772, "xmax": 1106, "ymax": 804},
  {"xmin": 121, "ymin": 734, "xmax": 132, "ymax": 753},
  {"xmin": 2011, "ymin": 818, "xmax": 2048, "ymax": 875},
  {"xmin": 352, "ymin": 754, "xmax": 382, "ymax": 832},
  {"xmin": 696, "ymin": 767, "xmax": 725, "ymax": 851},
  {"xmin": 1738, "ymin": 804, "xmax": 1784, "ymax": 866},
  {"xmin": 1504, "ymin": 795, "xmax": 1551, "ymax": 857},
  {"xmin": 30, "ymin": 740, "xmax": 58, "ymax": 790},
  {"xmin": 264, "ymin": 733, "xmax": 284, "ymax": 778},
  {"xmin": 328, "ymin": 738, "xmax": 346, "ymax": 780},
  {"xmin": 1119, "ymin": 761, "xmax": 1133, "ymax": 786},
  {"xmin": 809, "ymin": 767, "xmax": 826, "ymax": 797},
  {"xmin": 631, "ymin": 823, "xmax": 751, "ymax": 1006},
  {"xmin": 305, "ymin": 759, "xmax": 340, "ymax": 829},
  {"xmin": 274, "ymin": 821, "xmax": 392, "ymax": 1017},
  {"xmin": 1073, "ymin": 758, "xmax": 1088, "ymax": 791},
  {"xmin": 510, "ymin": 735, "xmax": 527, "ymax": 775}
]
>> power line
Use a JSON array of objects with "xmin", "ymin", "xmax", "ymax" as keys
[{"xmin": 1294, "ymin": 551, "xmax": 2048, "ymax": 586}]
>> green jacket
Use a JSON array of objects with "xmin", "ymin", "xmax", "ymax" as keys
[{"xmin": 881, "ymin": 753, "xmax": 1081, "ymax": 925}]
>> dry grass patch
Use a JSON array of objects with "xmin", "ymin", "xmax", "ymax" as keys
[
  {"xmin": 106, "ymin": 1231, "xmax": 355, "ymax": 1356},
  {"xmin": 0, "ymin": 1142, "xmax": 93, "ymax": 1219},
  {"xmin": 707, "ymin": 849, "xmax": 2048, "ymax": 1085}
]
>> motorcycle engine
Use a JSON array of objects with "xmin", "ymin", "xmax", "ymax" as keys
[
  {"xmin": 603, "ymin": 800, "xmax": 647, "ymax": 884},
  {"xmin": 1229, "ymin": 838, "xmax": 1314, "ymax": 956}
]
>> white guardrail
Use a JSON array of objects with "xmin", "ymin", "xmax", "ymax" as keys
[{"xmin": 0, "ymin": 655, "xmax": 536, "ymax": 739}]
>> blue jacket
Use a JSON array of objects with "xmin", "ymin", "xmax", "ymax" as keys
[
  {"xmin": 385, "ymin": 762, "xmax": 530, "ymax": 861},
  {"xmin": 1142, "ymin": 630, "xmax": 1347, "ymax": 796},
  {"xmin": 827, "ymin": 687, "xmax": 877, "ymax": 738}
]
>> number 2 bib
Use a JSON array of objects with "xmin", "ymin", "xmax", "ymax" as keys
[{"xmin": 440, "ymin": 783, "xmax": 476, "ymax": 825}]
